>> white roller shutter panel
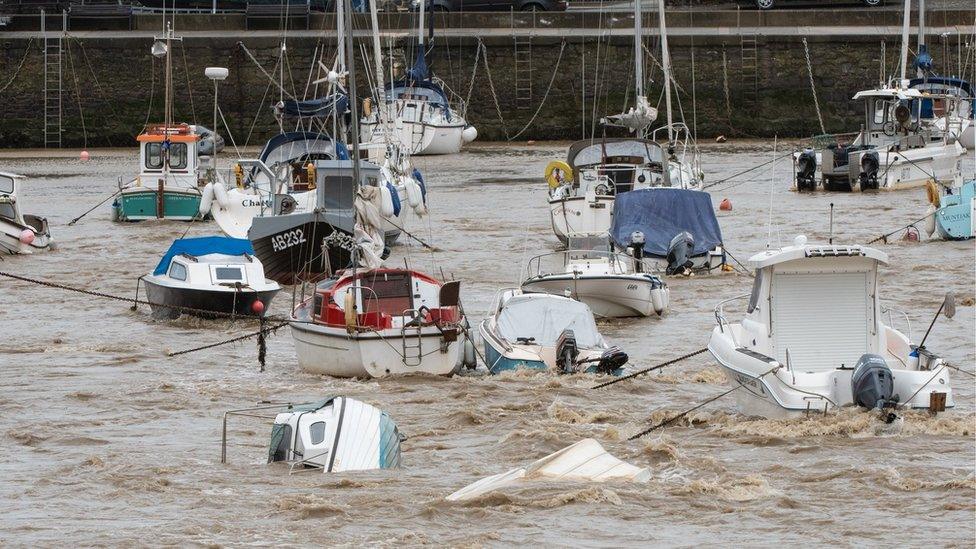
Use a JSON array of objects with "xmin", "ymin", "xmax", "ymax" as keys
[{"xmin": 772, "ymin": 272, "xmax": 870, "ymax": 372}]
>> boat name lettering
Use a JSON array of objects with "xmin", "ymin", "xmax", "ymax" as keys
[
  {"xmin": 242, "ymin": 198, "xmax": 271, "ymax": 208},
  {"xmin": 735, "ymin": 373, "xmax": 758, "ymax": 389},
  {"xmin": 626, "ymin": 284, "xmax": 639, "ymax": 290},
  {"xmin": 271, "ymin": 228, "xmax": 307, "ymax": 252}
]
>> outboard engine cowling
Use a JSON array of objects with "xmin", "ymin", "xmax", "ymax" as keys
[
  {"xmin": 859, "ymin": 152, "xmax": 880, "ymax": 191},
  {"xmin": 666, "ymin": 231, "xmax": 695, "ymax": 275},
  {"xmin": 851, "ymin": 354, "xmax": 896, "ymax": 410},
  {"xmin": 630, "ymin": 231, "xmax": 645, "ymax": 273},
  {"xmin": 796, "ymin": 148, "xmax": 817, "ymax": 192},
  {"xmin": 594, "ymin": 346, "xmax": 628, "ymax": 375},
  {"xmin": 555, "ymin": 329, "xmax": 579, "ymax": 374}
]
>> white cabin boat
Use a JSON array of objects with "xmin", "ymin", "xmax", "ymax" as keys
[
  {"xmin": 521, "ymin": 235, "xmax": 669, "ymax": 318},
  {"xmin": 0, "ymin": 172, "xmax": 53, "ymax": 255},
  {"xmin": 267, "ymin": 396, "xmax": 402, "ymax": 472},
  {"xmin": 290, "ymin": 268, "xmax": 466, "ymax": 378},
  {"xmin": 708, "ymin": 236, "xmax": 954, "ymax": 418}
]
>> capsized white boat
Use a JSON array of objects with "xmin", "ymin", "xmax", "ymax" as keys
[
  {"xmin": 291, "ymin": 268, "xmax": 467, "ymax": 378},
  {"xmin": 479, "ymin": 289, "xmax": 628, "ymax": 375},
  {"xmin": 708, "ymin": 236, "xmax": 954, "ymax": 418},
  {"xmin": 267, "ymin": 396, "xmax": 402, "ymax": 472},
  {"xmin": 0, "ymin": 172, "xmax": 53, "ymax": 255},
  {"xmin": 521, "ymin": 235, "xmax": 669, "ymax": 318},
  {"xmin": 446, "ymin": 438, "xmax": 650, "ymax": 502}
]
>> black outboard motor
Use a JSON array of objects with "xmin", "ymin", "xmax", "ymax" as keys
[
  {"xmin": 795, "ymin": 148, "xmax": 818, "ymax": 192},
  {"xmin": 630, "ymin": 231, "xmax": 645, "ymax": 273},
  {"xmin": 850, "ymin": 354, "xmax": 897, "ymax": 410},
  {"xmin": 666, "ymin": 231, "xmax": 695, "ymax": 275},
  {"xmin": 594, "ymin": 346, "xmax": 628, "ymax": 375},
  {"xmin": 858, "ymin": 152, "xmax": 880, "ymax": 191},
  {"xmin": 555, "ymin": 329, "xmax": 579, "ymax": 374}
]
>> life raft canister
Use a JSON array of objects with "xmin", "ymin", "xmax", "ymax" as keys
[
  {"xmin": 925, "ymin": 179, "xmax": 940, "ymax": 208},
  {"xmin": 545, "ymin": 160, "xmax": 573, "ymax": 189}
]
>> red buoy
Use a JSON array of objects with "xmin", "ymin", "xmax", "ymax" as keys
[
  {"xmin": 719, "ymin": 198, "xmax": 732, "ymax": 211},
  {"xmin": 251, "ymin": 300, "xmax": 265, "ymax": 315}
]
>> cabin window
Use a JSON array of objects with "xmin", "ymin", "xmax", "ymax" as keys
[
  {"xmin": 360, "ymin": 272, "xmax": 413, "ymax": 317},
  {"xmin": 747, "ymin": 270, "xmax": 764, "ymax": 313},
  {"xmin": 270, "ymin": 424, "xmax": 292, "ymax": 462},
  {"xmin": 309, "ymin": 422, "xmax": 326, "ymax": 445},
  {"xmin": 0, "ymin": 203, "xmax": 14, "ymax": 220},
  {"xmin": 213, "ymin": 267, "xmax": 244, "ymax": 282},
  {"xmin": 145, "ymin": 143, "xmax": 188, "ymax": 170},
  {"xmin": 873, "ymin": 100, "xmax": 887, "ymax": 125},
  {"xmin": 169, "ymin": 143, "xmax": 188, "ymax": 170},
  {"xmin": 0, "ymin": 175, "xmax": 13, "ymax": 194},
  {"xmin": 168, "ymin": 261, "xmax": 187, "ymax": 281}
]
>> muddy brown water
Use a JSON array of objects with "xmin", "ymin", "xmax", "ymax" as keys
[{"xmin": 1, "ymin": 142, "xmax": 974, "ymax": 545}]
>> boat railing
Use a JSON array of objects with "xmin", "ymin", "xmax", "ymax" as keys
[
  {"xmin": 522, "ymin": 250, "xmax": 646, "ymax": 281},
  {"xmin": 650, "ymin": 122, "xmax": 702, "ymax": 177},
  {"xmin": 714, "ymin": 293, "xmax": 750, "ymax": 345},
  {"xmin": 880, "ymin": 303, "xmax": 912, "ymax": 342},
  {"xmin": 808, "ymin": 132, "xmax": 860, "ymax": 149}
]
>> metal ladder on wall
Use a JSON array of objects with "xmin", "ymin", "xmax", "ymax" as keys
[
  {"xmin": 513, "ymin": 11, "xmax": 533, "ymax": 111},
  {"xmin": 737, "ymin": 9, "xmax": 759, "ymax": 106},
  {"xmin": 42, "ymin": 10, "xmax": 65, "ymax": 149}
]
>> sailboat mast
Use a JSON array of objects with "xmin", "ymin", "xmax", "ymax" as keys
[
  {"xmin": 418, "ymin": 0, "xmax": 426, "ymax": 51},
  {"xmin": 163, "ymin": 21, "xmax": 173, "ymax": 174},
  {"xmin": 916, "ymin": 0, "xmax": 926, "ymax": 78},
  {"xmin": 369, "ymin": 0, "xmax": 386, "ymax": 127},
  {"xmin": 634, "ymin": 0, "xmax": 643, "ymax": 99},
  {"xmin": 342, "ymin": 0, "xmax": 362, "ymax": 188},
  {"xmin": 656, "ymin": 0, "xmax": 673, "ymax": 142},
  {"xmin": 899, "ymin": 0, "xmax": 912, "ymax": 83}
]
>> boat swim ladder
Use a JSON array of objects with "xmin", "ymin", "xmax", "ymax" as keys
[{"xmin": 400, "ymin": 309, "xmax": 423, "ymax": 367}]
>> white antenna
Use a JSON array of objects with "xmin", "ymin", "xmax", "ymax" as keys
[{"xmin": 766, "ymin": 136, "xmax": 777, "ymax": 248}]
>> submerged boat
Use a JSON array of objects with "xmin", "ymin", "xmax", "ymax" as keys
[
  {"xmin": 113, "ymin": 123, "xmax": 206, "ymax": 221},
  {"xmin": 521, "ymin": 235, "xmax": 669, "ymax": 318},
  {"xmin": 291, "ymin": 268, "xmax": 467, "ymax": 378},
  {"xmin": 708, "ymin": 236, "xmax": 954, "ymax": 418},
  {"xmin": 927, "ymin": 180, "xmax": 975, "ymax": 240},
  {"xmin": 479, "ymin": 289, "xmax": 628, "ymax": 375},
  {"xmin": 0, "ymin": 172, "xmax": 53, "ymax": 255},
  {"xmin": 141, "ymin": 236, "xmax": 280, "ymax": 319},
  {"xmin": 609, "ymin": 188, "xmax": 726, "ymax": 275},
  {"xmin": 267, "ymin": 396, "xmax": 402, "ymax": 472}
]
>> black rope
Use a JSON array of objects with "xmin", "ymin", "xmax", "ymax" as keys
[
  {"xmin": 592, "ymin": 347, "xmax": 709, "ymax": 389},
  {"xmin": 68, "ymin": 189, "xmax": 121, "ymax": 226},
  {"xmin": 866, "ymin": 209, "xmax": 939, "ymax": 245},
  {"xmin": 167, "ymin": 321, "xmax": 288, "ymax": 357},
  {"xmin": 724, "ymin": 249, "xmax": 754, "ymax": 277},
  {"xmin": 701, "ymin": 153, "xmax": 793, "ymax": 190},
  {"xmin": 945, "ymin": 361, "xmax": 976, "ymax": 378},
  {"xmin": 628, "ymin": 385, "xmax": 740, "ymax": 440},
  {"xmin": 0, "ymin": 270, "xmax": 280, "ymax": 323}
]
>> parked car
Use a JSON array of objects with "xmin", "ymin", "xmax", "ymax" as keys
[{"xmin": 418, "ymin": 0, "xmax": 567, "ymax": 12}]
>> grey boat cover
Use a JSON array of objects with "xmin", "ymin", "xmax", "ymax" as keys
[
  {"xmin": 497, "ymin": 294, "xmax": 602, "ymax": 348},
  {"xmin": 610, "ymin": 188, "xmax": 723, "ymax": 258}
]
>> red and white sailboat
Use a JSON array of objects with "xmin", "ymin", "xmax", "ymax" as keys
[{"xmin": 290, "ymin": 268, "xmax": 466, "ymax": 378}]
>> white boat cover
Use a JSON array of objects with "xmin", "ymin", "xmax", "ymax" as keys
[
  {"xmin": 496, "ymin": 294, "xmax": 602, "ymax": 348},
  {"xmin": 446, "ymin": 438, "xmax": 650, "ymax": 502}
]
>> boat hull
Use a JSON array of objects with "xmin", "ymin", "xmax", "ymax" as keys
[
  {"xmin": 935, "ymin": 181, "xmax": 975, "ymax": 240},
  {"xmin": 113, "ymin": 187, "xmax": 203, "ymax": 221},
  {"xmin": 0, "ymin": 216, "xmax": 53, "ymax": 254},
  {"xmin": 248, "ymin": 213, "xmax": 355, "ymax": 285},
  {"xmin": 291, "ymin": 321, "xmax": 461, "ymax": 378},
  {"xmin": 364, "ymin": 120, "xmax": 466, "ymax": 156},
  {"xmin": 143, "ymin": 277, "xmax": 279, "ymax": 320},
  {"xmin": 521, "ymin": 274, "xmax": 665, "ymax": 318}
]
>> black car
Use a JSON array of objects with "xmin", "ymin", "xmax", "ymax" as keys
[{"xmin": 422, "ymin": 0, "xmax": 567, "ymax": 11}]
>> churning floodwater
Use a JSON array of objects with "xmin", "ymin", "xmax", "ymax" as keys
[{"xmin": 1, "ymin": 142, "xmax": 974, "ymax": 546}]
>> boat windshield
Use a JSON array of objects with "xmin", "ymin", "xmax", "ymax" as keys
[
  {"xmin": 568, "ymin": 139, "xmax": 664, "ymax": 169},
  {"xmin": 0, "ymin": 175, "xmax": 14, "ymax": 194},
  {"xmin": 567, "ymin": 236, "xmax": 610, "ymax": 261},
  {"xmin": 497, "ymin": 295, "xmax": 602, "ymax": 348}
]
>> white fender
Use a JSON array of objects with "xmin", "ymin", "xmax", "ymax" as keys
[
  {"xmin": 925, "ymin": 203, "xmax": 938, "ymax": 237},
  {"xmin": 405, "ymin": 179, "xmax": 422, "ymax": 209},
  {"xmin": 213, "ymin": 182, "xmax": 230, "ymax": 209},
  {"xmin": 199, "ymin": 182, "xmax": 214, "ymax": 215},
  {"xmin": 461, "ymin": 125, "xmax": 478, "ymax": 144},
  {"xmin": 463, "ymin": 337, "xmax": 477, "ymax": 368},
  {"xmin": 650, "ymin": 287, "xmax": 669, "ymax": 316},
  {"xmin": 379, "ymin": 184, "xmax": 395, "ymax": 218}
]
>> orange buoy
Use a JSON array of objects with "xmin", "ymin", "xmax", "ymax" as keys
[
  {"xmin": 79, "ymin": 150, "xmax": 91, "ymax": 161},
  {"xmin": 251, "ymin": 300, "xmax": 265, "ymax": 315},
  {"xmin": 719, "ymin": 198, "xmax": 732, "ymax": 211}
]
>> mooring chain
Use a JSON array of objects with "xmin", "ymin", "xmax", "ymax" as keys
[
  {"xmin": 167, "ymin": 321, "xmax": 289, "ymax": 357},
  {"xmin": 0, "ymin": 270, "xmax": 284, "ymax": 323},
  {"xmin": 591, "ymin": 347, "xmax": 710, "ymax": 389},
  {"xmin": 323, "ymin": 230, "xmax": 359, "ymax": 252}
]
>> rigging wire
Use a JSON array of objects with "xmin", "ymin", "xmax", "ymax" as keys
[{"xmin": 0, "ymin": 38, "xmax": 34, "ymax": 96}]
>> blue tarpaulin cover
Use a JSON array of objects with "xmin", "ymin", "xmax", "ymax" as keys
[
  {"xmin": 274, "ymin": 94, "xmax": 349, "ymax": 120},
  {"xmin": 610, "ymin": 188, "xmax": 723, "ymax": 257},
  {"xmin": 154, "ymin": 237, "xmax": 255, "ymax": 276}
]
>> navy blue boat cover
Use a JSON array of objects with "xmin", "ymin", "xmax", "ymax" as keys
[
  {"xmin": 610, "ymin": 188, "xmax": 723, "ymax": 257},
  {"xmin": 275, "ymin": 94, "xmax": 349, "ymax": 120},
  {"xmin": 154, "ymin": 236, "xmax": 255, "ymax": 276}
]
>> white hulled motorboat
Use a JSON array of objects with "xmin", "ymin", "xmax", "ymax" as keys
[
  {"xmin": 521, "ymin": 235, "xmax": 669, "ymax": 318},
  {"xmin": 708, "ymin": 236, "xmax": 954, "ymax": 418},
  {"xmin": 0, "ymin": 172, "xmax": 53, "ymax": 255},
  {"xmin": 479, "ymin": 289, "xmax": 628, "ymax": 375}
]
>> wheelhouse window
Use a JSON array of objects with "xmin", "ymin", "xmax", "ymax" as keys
[
  {"xmin": 360, "ymin": 272, "xmax": 413, "ymax": 316},
  {"xmin": 168, "ymin": 261, "xmax": 188, "ymax": 281},
  {"xmin": 747, "ymin": 269, "xmax": 765, "ymax": 313},
  {"xmin": 213, "ymin": 266, "xmax": 244, "ymax": 282},
  {"xmin": 146, "ymin": 143, "xmax": 164, "ymax": 170},
  {"xmin": 169, "ymin": 143, "xmax": 188, "ymax": 170},
  {"xmin": 873, "ymin": 100, "xmax": 887, "ymax": 125},
  {"xmin": 0, "ymin": 175, "xmax": 13, "ymax": 194},
  {"xmin": 309, "ymin": 422, "xmax": 326, "ymax": 445},
  {"xmin": 145, "ymin": 142, "xmax": 188, "ymax": 170}
]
